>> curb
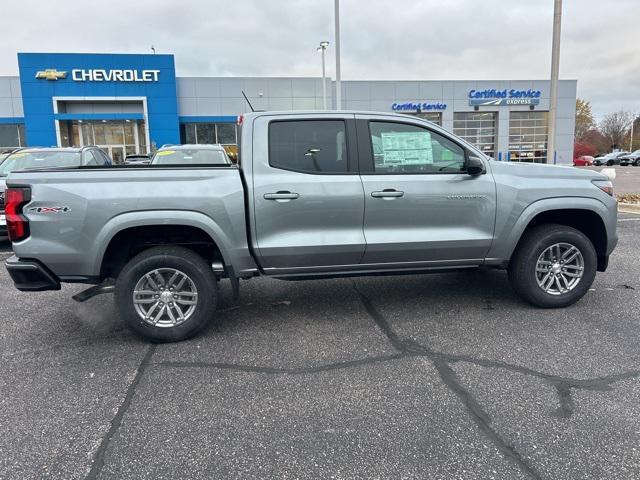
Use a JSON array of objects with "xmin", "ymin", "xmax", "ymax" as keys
[{"xmin": 618, "ymin": 203, "xmax": 640, "ymax": 215}]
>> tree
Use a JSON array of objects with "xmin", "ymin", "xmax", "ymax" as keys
[
  {"xmin": 599, "ymin": 110, "xmax": 632, "ymax": 150},
  {"xmin": 575, "ymin": 99, "xmax": 595, "ymax": 141},
  {"xmin": 581, "ymin": 129, "xmax": 610, "ymax": 155},
  {"xmin": 573, "ymin": 140, "xmax": 596, "ymax": 158}
]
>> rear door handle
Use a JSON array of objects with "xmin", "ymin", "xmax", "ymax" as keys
[
  {"xmin": 264, "ymin": 191, "xmax": 300, "ymax": 200},
  {"xmin": 371, "ymin": 189, "xmax": 404, "ymax": 198}
]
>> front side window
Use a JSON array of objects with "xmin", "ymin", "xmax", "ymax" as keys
[
  {"xmin": 369, "ymin": 121, "xmax": 465, "ymax": 173},
  {"xmin": 269, "ymin": 120, "xmax": 348, "ymax": 174}
]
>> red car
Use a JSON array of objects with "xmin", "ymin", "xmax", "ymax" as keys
[{"xmin": 573, "ymin": 155, "xmax": 594, "ymax": 166}]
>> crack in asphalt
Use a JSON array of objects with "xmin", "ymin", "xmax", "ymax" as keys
[
  {"xmin": 85, "ymin": 344, "xmax": 156, "ymax": 480},
  {"xmin": 155, "ymin": 353, "xmax": 408, "ymax": 374},
  {"xmin": 351, "ymin": 281, "xmax": 543, "ymax": 480},
  {"xmin": 352, "ymin": 281, "xmax": 640, "ymax": 478}
]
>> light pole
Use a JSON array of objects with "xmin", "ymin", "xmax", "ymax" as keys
[
  {"xmin": 334, "ymin": 0, "xmax": 341, "ymax": 110},
  {"xmin": 547, "ymin": 0, "xmax": 562, "ymax": 164},
  {"xmin": 317, "ymin": 41, "xmax": 329, "ymax": 110},
  {"xmin": 630, "ymin": 114, "xmax": 637, "ymax": 152}
]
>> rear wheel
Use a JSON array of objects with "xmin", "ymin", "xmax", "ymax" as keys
[
  {"xmin": 115, "ymin": 246, "xmax": 217, "ymax": 342},
  {"xmin": 508, "ymin": 224, "xmax": 596, "ymax": 308}
]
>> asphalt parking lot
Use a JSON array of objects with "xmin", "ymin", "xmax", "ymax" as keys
[{"xmin": 0, "ymin": 211, "xmax": 638, "ymax": 480}]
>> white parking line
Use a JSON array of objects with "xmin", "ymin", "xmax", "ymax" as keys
[{"xmin": 618, "ymin": 218, "xmax": 640, "ymax": 222}]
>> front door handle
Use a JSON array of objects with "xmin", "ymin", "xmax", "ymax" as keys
[
  {"xmin": 371, "ymin": 189, "xmax": 404, "ymax": 198},
  {"xmin": 264, "ymin": 191, "xmax": 300, "ymax": 201}
]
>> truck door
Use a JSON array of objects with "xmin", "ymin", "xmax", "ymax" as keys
[
  {"xmin": 356, "ymin": 115, "xmax": 496, "ymax": 265},
  {"xmin": 251, "ymin": 114, "xmax": 366, "ymax": 272}
]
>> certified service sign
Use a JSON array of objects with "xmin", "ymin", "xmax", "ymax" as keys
[{"xmin": 469, "ymin": 89, "xmax": 541, "ymax": 106}]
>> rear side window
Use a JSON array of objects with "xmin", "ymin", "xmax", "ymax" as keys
[{"xmin": 269, "ymin": 120, "xmax": 348, "ymax": 173}]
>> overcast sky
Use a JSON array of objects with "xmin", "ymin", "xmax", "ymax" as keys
[{"xmin": 1, "ymin": 0, "xmax": 638, "ymax": 120}]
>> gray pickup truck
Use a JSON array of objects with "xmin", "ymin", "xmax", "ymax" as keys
[{"xmin": 4, "ymin": 111, "xmax": 618, "ymax": 342}]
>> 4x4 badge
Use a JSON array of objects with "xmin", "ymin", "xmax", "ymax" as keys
[{"xmin": 28, "ymin": 206, "xmax": 71, "ymax": 213}]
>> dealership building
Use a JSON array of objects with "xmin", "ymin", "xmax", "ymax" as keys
[{"xmin": 0, "ymin": 53, "xmax": 577, "ymax": 164}]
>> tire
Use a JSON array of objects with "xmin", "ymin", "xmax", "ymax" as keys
[
  {"xmin": 606, "ymin": 160, "xmax": 614, "ymax": 166},
  {"xmin": 508, "ymin": 224, "xmax": 596, "ymax": 308},
  {"xmin": 115, "ymin": 246, "xmax": 218, "ymax": 342},
  {"xmin": 634, "ymin": 159, "xmax": 640, "ymax": 167}
]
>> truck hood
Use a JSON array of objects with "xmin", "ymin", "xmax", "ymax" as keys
[{"xmin": 489, "ymin": 161, "xmax": 608, "ymax": 181}]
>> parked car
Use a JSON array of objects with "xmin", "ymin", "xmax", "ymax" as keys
[
  {"xmin": 4, "ymin": 111, "xmax": 618, "ymax": 342},
  {"xmin": 151, "ymin": 144, "xmax": 231, "ymax": 165},
  {"xmin": 593, "ymin": 151, "xmax": 630, "ymax": 166},
  {"xmin": 619, "ymin": 149, "xmax": 640, "ymax": 166},
  {"xmin": 123, "ymin": 154, "xmax": 151, "ymax": 165},
  {"xmin": 573, "ymin": 155, "xmax": 594, "ymax": 166},
  {"xmin": 0, "ymin": 146, "xmax": 111, "ymax": 237}
]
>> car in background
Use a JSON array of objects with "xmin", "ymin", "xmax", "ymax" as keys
[
  {"xmin": 151, "ymin": 144, "xmax": 231, "ymax": 166},
  {"xmin": 619, "ymin": 149, "xmax": 640, "ymax": 166},
  {"xmin": 573, "ymin": 155, "xmax": 594, "ymax": 167},
  {"xmin": 124, "ymin": 154, "xmax": 151, "ymax": 165},
  {"xmin": 593, "ymin": 152, "xmax": 630, "ymax": 166}
]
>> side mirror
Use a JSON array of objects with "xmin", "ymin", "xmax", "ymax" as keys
[{"xmin": 467, "ymin": 155, "xmax": 486, "ymax": 176}]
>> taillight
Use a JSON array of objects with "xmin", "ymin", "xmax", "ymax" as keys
[
  {"xmin": 237, "ymin": 114, "xmax": 244, "ymax": 126},
  {"xmin": 5, "ymin": 187, "xmax": 31, "ymax": 242}
]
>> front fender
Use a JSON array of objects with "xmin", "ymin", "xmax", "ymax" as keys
[{"xmin": 486, "ymin": 197, "xmax": 615, "ymax": 262}]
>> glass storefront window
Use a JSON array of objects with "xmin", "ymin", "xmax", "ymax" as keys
[
  {"xmin": 196, "ymin": 124, "xmax": 216, "ymax": 144},
  {"xmin": 180, "ymin": 122, "xmax": 238, "ymax": 145},
  {"xmin": 509, "ymin": 111, "xmax": 548, "ymax": 163},
  {"xmin": 453, "ymin": 112, "xmax": 496, "ymax": 158},
  {"xmin": 216, "ymin": 124, "xmax": 236, "ymax": 144},
  {"xmin": 0, "ymin": 124, "xmax": 25, "ymax": 148},
  {"xmin": 58, "ymin": 120, "xmax": 147, "ymax": 160}
]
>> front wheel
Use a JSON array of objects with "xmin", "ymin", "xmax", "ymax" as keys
[
  {"xmin": 115, "ymin": 246, "xmax": 218, "ymax": 342},
  {"xmin": 508, "ymin": 224, "xmax": 596, "ymax": 308}
]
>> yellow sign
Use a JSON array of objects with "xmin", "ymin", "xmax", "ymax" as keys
[{"xmin": 35, "ymin": 69, "xmax": 68, "ymax": 81}]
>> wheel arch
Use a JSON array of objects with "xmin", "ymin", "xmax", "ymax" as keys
[
  {"xmin": 94, "ymin": 211, "xmax": 234, "ymax": 280},
  {"xmin": 496, "ymin": 198, "xmax": 611, "ymax": 271}
]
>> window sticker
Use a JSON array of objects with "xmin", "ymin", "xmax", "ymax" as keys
[
  {"xmin": 155, "ymin": 150, "xmax": 175, "ymax": 156},
  {"xmin": 380, "ymin": 132, "xmax": 433, "ymax": 165}
]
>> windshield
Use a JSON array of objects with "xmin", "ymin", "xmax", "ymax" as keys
[
  {"xmin": 152, "ymin": 149, "xmax": 229, "ymax": 165},
  {"xmin": 0, "ymin": 150, "xmax": 81, "ymax": 176}
]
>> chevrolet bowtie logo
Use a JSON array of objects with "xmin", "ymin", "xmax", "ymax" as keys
[{"xmin": 35, "ymin": 69, "xmax": 67, "ymax": 81}]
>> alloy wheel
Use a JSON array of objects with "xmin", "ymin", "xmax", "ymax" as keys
[
  {"xmin": 132, "ymin": 268, "xmax": 198, "ymax": 327},
  {"xmin": 535, "ymin": 243, "xmax": 584, "ymax": 295}
]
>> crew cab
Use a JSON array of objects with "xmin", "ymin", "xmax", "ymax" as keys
[{"xmin": 4, "ymin": 111, "xmax": 618, "ymax": 342}]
